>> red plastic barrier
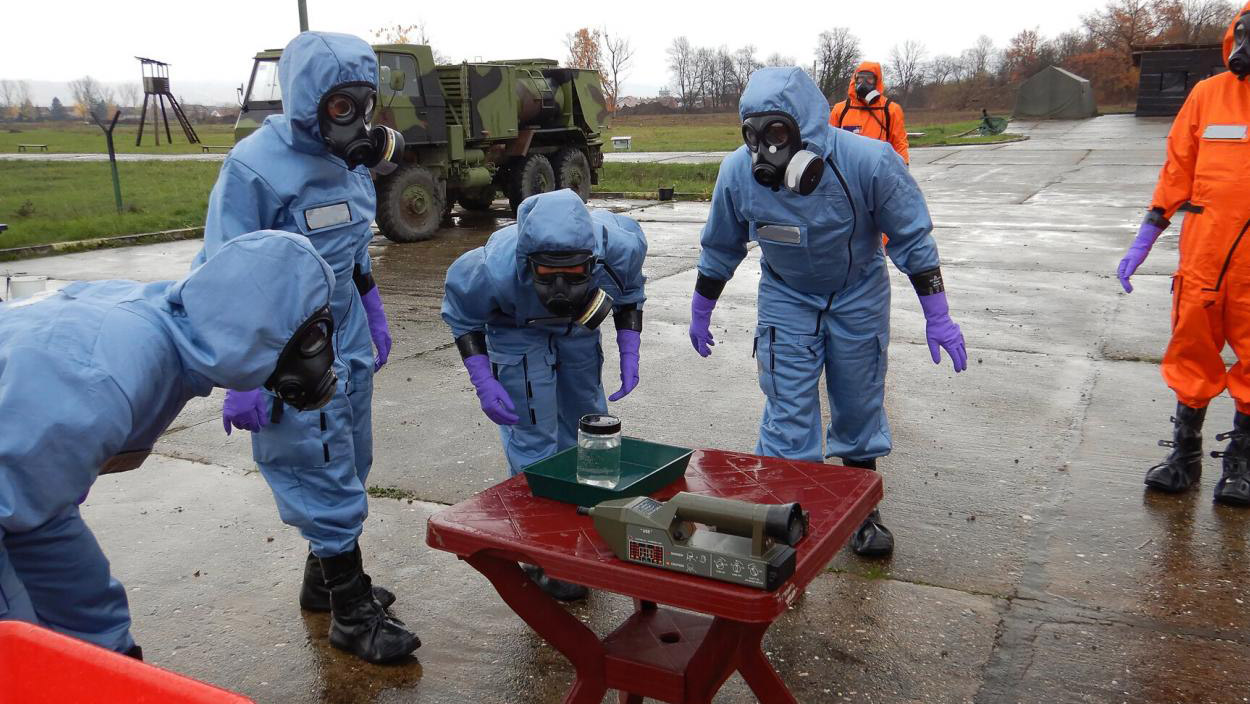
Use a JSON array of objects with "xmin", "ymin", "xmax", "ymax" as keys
[{"xmin": 0, "ymin": 621, "xmax": 252, "ymax": 703}]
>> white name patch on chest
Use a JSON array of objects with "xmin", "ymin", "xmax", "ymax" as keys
[
  {"xmin": 304, "ymin": 202, "xmax": 352, "ymax": 230},
  {"xmin": 1202, "ymin": 124, "xmax": 1248, "ymax": 140}
]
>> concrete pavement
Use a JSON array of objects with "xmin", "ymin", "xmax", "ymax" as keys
[{"xmin": 6, "ymin": 114, "xmax": 1249, "ymax": 703}]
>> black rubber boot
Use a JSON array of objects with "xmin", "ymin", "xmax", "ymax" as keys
[
  {"xmin": 1213, "ymin": 411, "xmax": 1250, "ymax": 507},
  {"xmin": 841, "ymin": 458, "xmax": 894, "ymax": 557},
  {"xmin": 521, "ymin": 564, "xmax": 588, "ymax": 602},
  {"xmin": 322, "ymin": 546, "xmax": 420, "ymax": 663},
  {"xmin": 123, "ymin": 645, "xmax": 143, "ymax": 661},
  {"xmin": 300, "ymin": 551, "xmax": 396, "ymax": 612},
  {"xmin": 1144, "ymin": 402, "xmax": 1207, "ymax": 493}
]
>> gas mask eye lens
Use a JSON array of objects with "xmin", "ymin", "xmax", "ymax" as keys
[
  {"xmin": 742, "ymin": 125, "xmax": 759, "ymax": 150},
  {"xmin": 326, "ymin": 94, "xmax": 356, "ymax": 124},
  {"xmin": 764, "ymin": 122, "xmax": 790, "ymax": 148},
  {"xmin": 299, "ymin": 321, "xmax": 330, "ymax": 356}
]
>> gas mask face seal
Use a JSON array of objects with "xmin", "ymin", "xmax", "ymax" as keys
[
  {"xmin": 527, "ymin": 251, "xmax": 614, "ymax": 329},
  {"xmin": 318, "ymin": 82, "xmax": 406, "ymax": 173},
  {"xmin": 855, "ymin": 71, "xmax": 881, "ymax": 103},
  {"xmin": 1230, "ymin": 14, "xmax": 1250, "ymax": 79},
  {"xmin": 264, "ymin": 304, "xmax": 337, "ymax": 411},
  {"xmin": 742, "ymin": 111, "xmax": 825, "ymax": 196}
]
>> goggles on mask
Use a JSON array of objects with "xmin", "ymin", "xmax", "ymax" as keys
[
  {"xmin": 264, "ymin": 304, "xmax": 337, "ymax": 411},
  {"xmin": 318, "ymin": 83, "xmax": 405, "ymax": 173},
  {"xmin": 742, "ymin": 112, "xmax": 825, "ymax": 196},
  {"xmin": 527, "ymin": 251, "xmax": 614, "ymax": 329},
  {"xmin": 1231, "ymin": 14, "xmax": 1250, "ymax": 79}
]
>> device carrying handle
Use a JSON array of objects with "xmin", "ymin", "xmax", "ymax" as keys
[{"xmin": 669, "ymin": 493, "xmax": 807, "ymax": 552}]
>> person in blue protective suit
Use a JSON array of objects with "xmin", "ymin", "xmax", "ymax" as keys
[
  {"xmin": 193, "ymin": 31, "xmax": 417, "ymax": 663},
  {"xmin": 688, "ymin": 67, "xmax": 968, "ymax": 558},
  {"xmin": 442, "ymin": 188, "xmax": 647, "ymax": 599},
  {"xmin": 0, "ymin": 230, "xmax": 336, "ymax": 660}
]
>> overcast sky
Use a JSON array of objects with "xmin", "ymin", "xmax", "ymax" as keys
[{"xmin": 4, "ymin": 0, "xmax": 1104, "ymax": 103}]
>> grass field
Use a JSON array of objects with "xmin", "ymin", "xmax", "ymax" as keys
[
  {"xmin": 0, "ymin": 121, "xmax": 236, "ymax": 155},
  {"xmin": 604, "ymin": 110, "xmax": 1022, "ymax": 152},
  {"xmin": 593, "ymin": 163, "xmax": 722, "ymax": 198},
  {"xmin": 0, "ymin": 161, "xmax": 219, "ymax": 248}
]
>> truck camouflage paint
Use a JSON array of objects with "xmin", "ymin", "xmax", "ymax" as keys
[{"xmin": 234, "ymin": 45, "xmax": 608, "ymax": 243}]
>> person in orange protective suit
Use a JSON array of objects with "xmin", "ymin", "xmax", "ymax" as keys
[
  {"xmin": 1118, "ymin": 2, "xmax": 1250, "ymax": 506},
  {"xmin": 829, "ymin": 62, "xmax": 910, "ymax": 164}
]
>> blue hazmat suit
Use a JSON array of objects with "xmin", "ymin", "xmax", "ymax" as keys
[
  {"xmin": 0, "ymin": 231, "xmax": 334, "ymax": 652},
  {"xmin": 698, "ymin": 67, "xmax": 942, "ymax": 462},
  {"xmin": 442, "ymin": 189, "xmax": 647, "ymax": 474},
  {"xmin": 194, "ymin": 32, "xmax": 380, "ymax": 557}
]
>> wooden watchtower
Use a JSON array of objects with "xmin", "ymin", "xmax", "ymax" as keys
[{"xmin": 136, "ymin": 57, "xmax": 199, "ymax": 145}]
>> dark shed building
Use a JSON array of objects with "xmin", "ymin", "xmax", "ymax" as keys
[{"xmin": 1134, "ymin": 44, "xmax": 1227, "ymax": 116}]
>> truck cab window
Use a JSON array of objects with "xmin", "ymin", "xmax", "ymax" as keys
[
  {"xmin": 247, "ymin": 59, "xmax": 282, "ymax": 105},
  {"xmin": 377, "ymin": 53, "xmax": 421, "ymax": 99}
]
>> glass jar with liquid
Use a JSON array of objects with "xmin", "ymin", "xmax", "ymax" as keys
[{"xmin": 576, "ymin": 414, "xmax": 622, "ymax": 488}]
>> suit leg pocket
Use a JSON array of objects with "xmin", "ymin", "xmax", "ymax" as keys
[
  {"xmin": 252, "ymin": 394, "xmax": 337, "ymax": 468},
  {"xmin": 490, "ymin": 352, "xmax": 536, "ymax": 425}
]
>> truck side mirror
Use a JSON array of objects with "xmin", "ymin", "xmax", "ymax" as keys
[
  {"xmin": 389, "ymin": 70, "xmax": 407, "ymax": 92},
  {"xmin": 236, "ymin": 85, "xmax": 244, "ymax": 107}
]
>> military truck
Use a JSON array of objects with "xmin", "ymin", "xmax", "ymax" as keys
[{"xmin": 235, "ymin": 44, "xmax": 608, "ymax": 242}]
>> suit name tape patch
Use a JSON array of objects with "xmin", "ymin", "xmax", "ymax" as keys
[{"xmin": 304, "ymin": 202, "xmax": 352, "ymax": 231}]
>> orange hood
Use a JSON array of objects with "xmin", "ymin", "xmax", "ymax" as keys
[
  {"xmin": 1223, "ymin": 1, "xmax": 1250, "ymax": 67},
  {"xmin": 846, "ymin": 61, "xmax": 887, "ymax": 103}
]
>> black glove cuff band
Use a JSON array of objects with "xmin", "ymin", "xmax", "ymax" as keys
[
  {"xmin": 909, "ymin": 267, "xmax": 945, "ymax": 296},
  {"xmin": 613, "ymin": 307, "xmax": 643, "ymax": 332},
  {"xmin": 1144, "ymin": 207, "xmax": 1171, "ymax": 229},
  {"xmin": 695, "ymin": 273, "xmax": 728, "ymax": 300},
  {"xmin": 353, "ymin": 265, "xmax": 377, "ymax": 297},
  {"xmin": 455, "ymin": 332, "xmax": 488, "ymax": 359}
]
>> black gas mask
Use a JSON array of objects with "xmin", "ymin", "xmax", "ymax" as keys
[
  {"xmin": 264, "ymin": 304, "xmax": 337, "ymax": 411},
  {"xmin": 1230, "ymin": 13, "xmax": 1250, "ymax": 79},
  {"xmin": 318, "ymin": 83, "xmax": 405, "ymax": 173},
  {"xmin": 528, "ymin": 251, "xmax": 614, "ymax": 329},
  {"xmin": 742, "ymin": 112, "xmax": 825, "ymax": 196},
  {"xmin": 854, "ymin": 71, "xmax": 882, "ymax": 103}
]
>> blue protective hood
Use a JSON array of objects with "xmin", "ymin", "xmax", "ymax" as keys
[
  {"xmin": 514, "ymin": 189, "xmax": 600, "ymax": 264},
  {"xmin": 739, "ymin": 67, "xmax": 834, "ymax": 158},
  {"xmin": 275, "ymin": 31, "xmax": 378, "ymax": 155},
  {"xmin": 164, "ymin": 230, "xmax": 335, "ymax": 389}
]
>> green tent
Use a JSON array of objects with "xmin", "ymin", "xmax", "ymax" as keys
[{"xmin": 1013, "ymin": 66, "xmax": 1098, "ymax": 120}]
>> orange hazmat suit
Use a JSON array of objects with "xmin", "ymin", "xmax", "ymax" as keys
[{"xmin": 829, "ymin": 62, "xmax": 910, "ymax": 164}]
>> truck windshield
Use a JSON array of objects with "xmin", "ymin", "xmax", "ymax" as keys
[{"xmin": 246, "ymin": 59, "xmax": 282, "ymax": 105}]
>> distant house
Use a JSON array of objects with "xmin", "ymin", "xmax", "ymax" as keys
[
  {"xmin": 1132, "ymin": 43, "xmax": 1226, "ymax": 117},
  {"xmin": 616, "ymin": 96, "xmax": 642, "ymax": 110}
]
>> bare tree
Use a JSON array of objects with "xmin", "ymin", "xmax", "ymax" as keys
[
  {"xmin": 764, "ymin": 52, "xmax": 797, "ymax": 67},
  {"xmin": 117, "ymin": 83, "xmax": 141, "ymax": 110},
  {"xmin": 0, "ymin": 79, "xmax": 16, "ymax": 119},
  {"xmin": 371, "ymin": 21, "xmax": 450, "ymax": 62},
  {"xmin": 812, "ymin": 28, "xmax": 862, "ymax": 98},
  {"xmin": 602, "ymin": 29, "xmax": 635, "ymax": 113},
  {"xmin": 667, "ymin": 36, "xmax": 696, "ymax": 110},
  {"xmin": 928, "ymin": 55, "xmax": 961, "ymax": 86},
  {"xmin": 965, "ymin": 35, "xmax": 997, "ymax": 78},
  {"xmin": 729, "ymin": 45, "xmax": 761, "ymax": 96},
  {"xmin": 887, "ymin": 40, "xmax": 928, "ymax": 105}
]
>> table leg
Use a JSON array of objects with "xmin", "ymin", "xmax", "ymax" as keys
[
  {"xmin": 735, "ymin": 622, "xmax": 798, "ymax": 704},
  {"xmin": 617, "ymin": 694, "xmax": 644, "ymax": 704},
  {"xmin": 465, "ymin": 553, "xmax": 607, "ymax": 704}
]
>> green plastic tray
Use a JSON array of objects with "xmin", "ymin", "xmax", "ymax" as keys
[{"xmin": 522, "ymin": 437, "xmax": 694, "ymax": 506}]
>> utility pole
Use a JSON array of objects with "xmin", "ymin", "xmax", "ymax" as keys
[{"xmin": 298, "ymin": 0, "xmax": 308, "ymax": 32}]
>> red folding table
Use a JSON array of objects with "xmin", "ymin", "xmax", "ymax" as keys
[{"xmin": 426, "ymin": 448, "xmax": 882, "ymax": 704}]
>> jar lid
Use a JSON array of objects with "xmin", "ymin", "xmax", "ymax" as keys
[{"xmin": 579, "ymin": 414, "xmax": 621, "ymax": 435}]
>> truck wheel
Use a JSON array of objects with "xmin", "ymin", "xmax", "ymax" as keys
[
  {"xmin": 553, "ymin": 148, "xmax": 591, "ymax": 202},
  {"xmin": 376, "ymin": 165, "xmax": 445, "ymax": 243},
  {"xmin": 507, "ymin": 154, "xmax": 554, "ymax": 212},
  {"xmin": 458, "ymin": 187, "xmax": 498, "ymax": 212}
]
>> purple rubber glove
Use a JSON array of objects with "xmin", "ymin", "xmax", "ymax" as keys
[
  {"xmin": 222, "ymin": 389, "xmax": 269, "ymax": 435},
  {"xmin": 464, "ymin": 354, "xmax": 519, "ymax": 425},
  {"xmin": 919, "ymin": 292, "xmax": 968, "ymax": 373},
  {"xmin": 689, "ymin": 292, "xmax": 717, "ymax": 357},
  {"xmin": 361, "ymin": 286, "xmax": 392, "ymax": 371},
  {"xmin": 609, "ymin": 329, "xmax": 641, "ymax": 401},
  {"xmin": 1117, "ymin": 222, "xmax": 1165, "ymax": 294}
]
